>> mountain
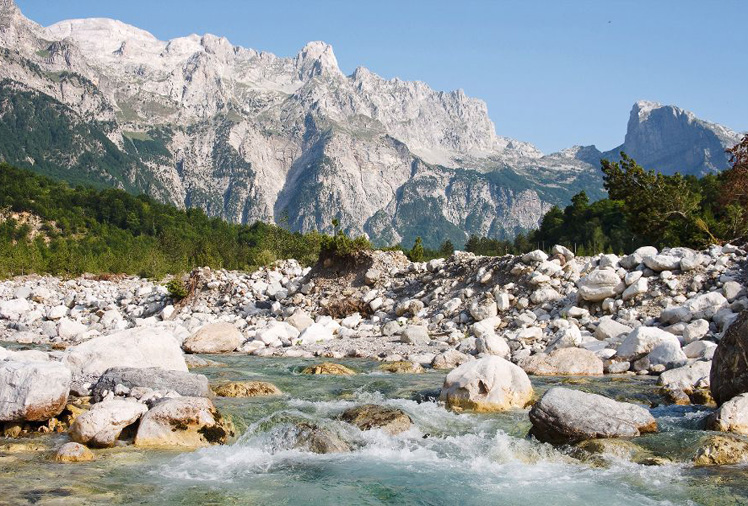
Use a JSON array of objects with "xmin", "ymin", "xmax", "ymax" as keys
[
  {"xmin": 602, "ymin": 100, "xmax": 743, "ymax": 176},
  {"xmin": 0, "ymin": 0, "xmax": 742, "ymax": 247}
]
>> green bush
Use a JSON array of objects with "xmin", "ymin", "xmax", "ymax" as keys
[{"xmin": 166, "ymin": 278, "xmax": 188, "ymax": 300}]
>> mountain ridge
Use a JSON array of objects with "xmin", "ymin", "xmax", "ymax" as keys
[{"xmin": 0, "ymin": 0, "xmax": 742, "ymax": 247}]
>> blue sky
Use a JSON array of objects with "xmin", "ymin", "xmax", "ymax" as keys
[{"xmin": 16, "ymin": 0, "xmax": 746, "ymax": 153}]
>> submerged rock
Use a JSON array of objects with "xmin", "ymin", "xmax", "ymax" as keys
[
  {"xmin": 378, "ymin": 361, "xmax": 424, "ymax": 374},
  {"xmin": 0, "ymin": 361, "xmax": 71, "ymax": 422},
  {"xmin": 440, "ymin": 356, "xmax": 533, "ymax": 412},
  {"xmin": 290, "ymin": 422, "xmax": 350, "ymax": 454},
  {"xmin": 301, "ymin": 363, "xmax": 356, "ymax": 375},
  {"xmin": 692, "ymin": 434, "xmax": 748, "ymax": 466},
  {"xmin": 519, "ymin": 348, "xmax": 603, "ymax": 376},
  {"xmin": 711, "ymin": 311, "xmax": 748, "ymax": 405},
  {"xmin": 134, "ymin": 397, "xmax": 234, "ymax": 448},
  {"xmin": 212, "ymin": 381, "xmax": 282, "ymax": 397},
  {"xmin": 91, "ymin": 367, "xmax": 211, "ymax": 402},
  {"xmin": 54, "ymin": 442, "xmax": 94, "ymax": 463},
  {"xmin": 182, "ymin": 322, "xmax": 243, "ymax": 354},
  {"xmin": 340, "ymin": 404, "xmax": 412, "ymax": 435},
  {"xmin": 70, "ymin": 399, "xmax": 148, "ymax": 448},
  {"xmin": 529, "ymin": 387, "xmax": 657, "ymax": 444}
]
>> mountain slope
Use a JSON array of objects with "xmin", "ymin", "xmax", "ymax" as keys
[{"xmin": 0, "ymin": 0, "xmax": 741, "ymax": 248}]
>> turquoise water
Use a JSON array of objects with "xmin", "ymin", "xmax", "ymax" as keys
[{"xmin": 2, "ymin": 356, "xmax": 748, "ymax": 505}]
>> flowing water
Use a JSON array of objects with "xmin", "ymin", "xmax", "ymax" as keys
[{"xmin": 2, "ymin": 356, "xmax": 748, "ymax": 505}]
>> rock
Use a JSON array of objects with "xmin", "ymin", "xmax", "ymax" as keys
[
  {"xmin": 290, "ymin": 422, "xmax": 350, "ymax": 454},
  {"xmin": 622, "ymin": 277, "xmax": 648, "ymax": 301},
  {"xmin": 0, "ymin": 298, "xmax": 31, "ymax": 320},
  {"xmin": 552, "ymin": 244, "xmax": 574, "ymax": 261},
  {"xmin": 62, "ymin": 327, "xmax": 187, "ymax": 381},
  {"xmin": 682, "ymin": 319, "xmax": 710, "ymax": 343},
  {"xmin": 341, "ymin": 313, "xmax": 362, "ymax": 329},
  {"xmin": 134, "ymin": 397, "xmax": 234, "ymax": 448},
  {"xmin": 432, "ymin": 349, "xmax": 473, "ymax": 370},
  {"xmin": 212, "ymin": 381, "xmax": 281, "ymax": 397},
  {"xmin": 381, "ymin": 321, "xmax": 402, "ymax": 336},
  {"xmin": 575, "ymin": 438, "xmax": 663, "ymax": 465},
  {"xmin": 469, "ymin": 299, "xmax": 498, "ymax": 321},
  {"xmin": 69, "ymin": 399, "xmax": 148, "ymax": 448},
  {"xmin": 522, "ymin": 250, "xmax": 548, "ymax": 264},
  {"xmin": 184, "ymin": 355, "xmax": 225, "ymax": 368},
  {"xmin": 364, "ymin": 268, "xmax": 381, "ymax": 286},
  {"xmin": 683, "ymin": 340, "xmax": 717, "ymax": 360},
  {"xmin": 378, "ymin": 361, "xmax": 424, "ymax": 374},
  {"xmin": 520, "ymin": 348, "xmax": 604, "ymax": 376},
  {"xmin": 439, "ymin": 356, "xmax": 533, "ymax": 412},
  {"xmin": 297, "ymin": 322, "xmax": 335, "ymax": 345},
  {"xmin": 182, "ymin": 323, "xmax": 242, "ymax": 353},
  {"xmin": 0, "ymin": 361, "xmax": 71, "ymax": 422},
  {"xmin": 658, "ymin": 360, "xmax": 711, "ymax": 392},
  {"xmin": 340, "ymin": 404, "xmax": 412, "ymax": 435},
  {"xmin": 529, "ymin": 387, "xmax": 657, "ymax": 443},
  {"xmin": 400, "ymin": 325, "xmax": 430, "ymax": 345},
  {"xmin": 286, "ymin": 311, "xmax": 314, "ymax": 332},
  {"xmin": 577, "ymin": 269, "xmax": 625, "ymax": 302},
  {"xmin": 91, "ymin": 367, "xmax": 211, "ymax": 402},
  {"xmin": 530, "ymin": 287, "xmax": 562, "ymax": 304},
  {"xmin": 46, "ymin": 305, "xmax": 68, "ymax": 320},
  {"xmin": 692, "ymin": 434, "xmax": 748, "ymax": 466},
  {"xmin": 57, "ymin": 319, "xmax": 88, "ymax": 340},
  {"xmin": 594, "ymin": 317, "xmax": 632, "ymax": 341},
  {"xmin": 711, "ymin": 311, "xmax": 748, "ymax": 405},
  {"xmin": 662, "ymin": 292, "xmax": 729, "ymax": 324},
  {"xmin": 301, "ymin": 363, "xmax": 356, "ymax": 375},
  {"xmin": 708, "ymin": 393, "xmax": 748, "ymax": 435},
  {"xmin": 475, "ymin": 332, "xmax": 510, "ymax": 358},
  {"xmin": 54, "ymin": 442, "xmax": 94, "ymax": 463},
  {"xmin": 644, "ymin": 341, "xmax": 687, "ymax": 368},
  {"xmin": 723, "ymin": 281, "xmax": 744, "ymax": 302},
  {"xmin": 643, "ymin": 254, "xmax": 681, "ymax": 271},
  {"xmin": 617, "ymin": 326, "xmax": 680, "ymax": 361}
]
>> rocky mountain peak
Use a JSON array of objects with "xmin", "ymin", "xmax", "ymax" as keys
[{"xmin": 295, "ymin": 41, "xmax": 341, "ymax": 79}]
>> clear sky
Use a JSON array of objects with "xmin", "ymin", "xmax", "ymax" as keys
[{"xmin": 15, "ymin": 0, "xmax": 747, "ymax": 153}]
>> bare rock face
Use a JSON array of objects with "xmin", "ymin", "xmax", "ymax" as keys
[
  {"xmin": 711, "ymin": 311, "xmax": 748, "ymax": 405},
  {"xmin": 519, "ymin": 348, "xmax": 604, "ymax": 376},
  {"xmin": 340, "ymin": 404, "xmax": 412, "ymax": 435},
  {"xmin": 182, "ymin": 323, "xmax": 242, "ymax": 354},
  {"xmin": 134, "ymin": 397, "xmax": 234, "ymax": 448},
  {"xmin": 529, "ymin": 387, "xmax": 657, "ymax": 444},
  {"xmin": 0, "ymin": 361, "xmax": 71, "ymax": 422},
  {"xmin": 440, "ymin": 356, "xmax": 533, "ymax": 412}
]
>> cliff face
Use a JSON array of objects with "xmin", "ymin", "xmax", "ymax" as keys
[{"xmin": 0, "ymin": 1, "xmax": 740, "ymax": 247}]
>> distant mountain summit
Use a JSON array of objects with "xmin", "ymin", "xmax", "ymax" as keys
[{"xmin": 0, "ymin": 0, "xmax": 741, "ymax": 246}]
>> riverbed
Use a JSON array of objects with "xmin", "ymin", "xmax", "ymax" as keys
[{"xmin": 1, "ymin": 356, "xmax": 747, "ymax": 505}]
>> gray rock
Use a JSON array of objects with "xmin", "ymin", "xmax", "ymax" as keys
[
  {"xmin": 70, "ymin": 399, "xmax": 148, "ymax": 448},
  {"xmin": 0, "ymin": 361, "xmax": 72, "ymax": 422},
  {"xmin": 529, "ymin": 387, "xmax": 657, "ymax": 443},
  {"xmin": 91, "ymin": 367, "xmax": 211, "ymax": 402},
  {"xmin": 400, "ymin": 325, "xmax": 430, "ymax": 345},
  {"xmin": 711, "ymin": 311, "xmax": 748, "ymax": 404}
]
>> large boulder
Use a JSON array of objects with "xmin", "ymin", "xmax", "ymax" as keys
[
  {"xmin": 0, "ymin": 361, "xmax": 71, "ymax": 422},
  {"xmin": 658, "ymin": 360, "xmax": 711, "ymax": 392},
  {"xmin": 529, "ymin": 387, "xmax": 657, "ymax": 443},
  {"xmin": 643, "ymin": 254, "xmax": 680, "ymax": 272},
  {"xmin": 519, "ymin": 348, "xmax": 604, "ymax": 376},
  {"xmin": 708, "ymin": 393, "xmax": 748, "ymax": 435},
  {"xmin": 182, "ymin": 323, "xmax": 243, "ymax": 353},
  {"xmin": 577, "ymin": 269, "xmax": 625, "ymax": 302},
  {"xmin": 62, "ymin": 327, "xmax": 187, "ymax": 382},
  {"xmin": 91, "ymin": 367, "xmax": 211, "ymax": 402},
  {"xmin": 70, "ymin": 399, "xmax": 148, "ymax": 448},
  {"xmin": 616, "ymin": 326, "xmax": 680, "ymax": 361},
  {"xmin": 711, "ymin": 311, "xmax": 748, "ymax": 405},
  {"xmin": 0, "ymin": 298, "xmax": 31, "ymax": 320},
  {"xmin": 340, "ymin": 404, "xmax": 412, "ymax": 435},
  {"xmin": 134, "ymin": 397, "xmax": 234, "ymax": 448},
  {"xmin": 439, "ymin": 356, "xmax": 533, "ymax": 412}
]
